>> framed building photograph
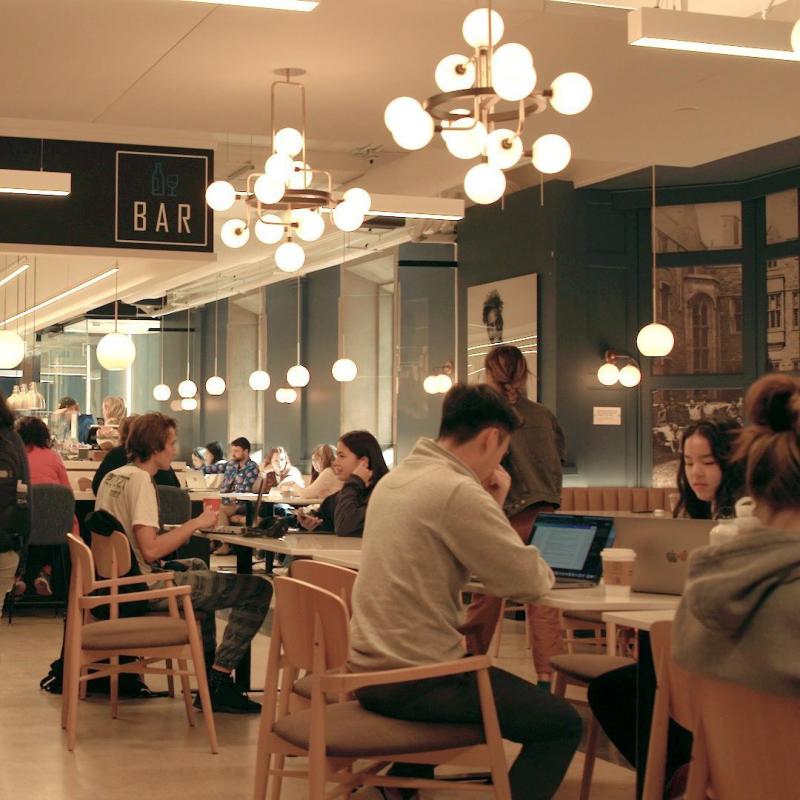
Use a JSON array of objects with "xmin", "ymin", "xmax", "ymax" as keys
[
  {"xmin": 652, "ymin": 264, "xmax": 742, "ymax": 376},
  {"xmin": 467, "ymin": 273, "xmax": 538, "ymax": 399},
  {"xmin": 651, "ymin": 388, "xmax": 743, "ymax": 487},
  {"xmin": 766, "ymin": 255, "xmax": 800, "ymax": 372},
  {"xmin": 766, "ymin": 188, "xmax": 799, "ymax": 245},
  {"xmin": 655, "ymin": 201, "xmax": 742, "ymax": 252}
]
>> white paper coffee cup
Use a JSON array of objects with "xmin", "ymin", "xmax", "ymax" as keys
[{"xmin": 601, "ymin": 548, "xmax": 637, "ymax": 598}]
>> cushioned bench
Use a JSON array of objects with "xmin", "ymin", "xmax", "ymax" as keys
[{"xmin": 560, "ymin": 487, "xmax": 673, "ymax": 513}]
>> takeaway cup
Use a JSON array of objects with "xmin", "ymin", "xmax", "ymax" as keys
[{"xmin": 601, "ymin": 548, "xmax": 637, "ymax": 598}]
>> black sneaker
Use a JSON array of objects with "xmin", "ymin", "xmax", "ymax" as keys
[{"xmin": 194, "ymin": 672, "xmax": 261, "ymax": 714}]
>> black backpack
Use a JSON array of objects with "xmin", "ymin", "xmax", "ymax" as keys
[{"xmin": 0, "ymin": 427, "xmax": 28, "ymax": 554}]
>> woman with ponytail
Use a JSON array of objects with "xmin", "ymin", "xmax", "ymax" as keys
[
  {"xmin": 461, "ymin": 345, "xmax": 566, "ymax": 687},
  {"xmin": 673, "ymin": 373, "xmax": 800, "ymax": 698}
]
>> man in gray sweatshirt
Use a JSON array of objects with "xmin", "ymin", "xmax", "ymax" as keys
[{"xmin": 349, "ymin": 384, "xmax": 582, "ymax": 800}]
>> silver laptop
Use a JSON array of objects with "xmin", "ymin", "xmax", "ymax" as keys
[
  {"xmin": 184, "ymin": 471, "xmax": 209, "ymax": 490},
  {"xmin": 613, "ymin": 517, "xmax": 713, "ymax": 595}
]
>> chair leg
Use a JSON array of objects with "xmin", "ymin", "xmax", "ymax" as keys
[
  {"xmin": 187, "ymin": 622, "xmax": 218, "ymax": 753},
  {"xmin": 254, "ymin": 751, "xmax": 272, "ymax": 800},
  {"xmin": 267, "ymin": 755, "xmax": 285, "ymax": 800},
  {"xmin": 492, "ymin": 599, "xmax": 507, "ymax": 658},
  {"xmin": 552, "ymin": 670, "xmax": 567, "ymax": 699},
  {"xmin": 166, "ymin": 659, "xmax": 176, "ymax": 697},
  {"xmin": 269, "ymin": 665, "xmax": 296, "ymax": 800},
  {"xmin": 66, "ymin": 650, "xmax": 82, "ymax": 751},
  {"xmin": 177, "ymin": 658, "xmax": 195, "ymax": 727},
  {"xmin": 110, "ymin": 656, "xmax": 119, "ymax": 719},
  {"xmin": 579, "ymin": 715, "xmax": 600, "ymax": 800}
]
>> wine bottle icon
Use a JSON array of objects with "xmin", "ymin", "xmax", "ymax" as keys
[{"xmin": 151, "ymin": 162, "xmax": 166, "ymax": 197}]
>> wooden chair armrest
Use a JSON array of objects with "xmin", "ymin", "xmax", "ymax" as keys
[
  {"xmin": 79, "ymin": 584, "xmax": 191, "ymax": 610},
  {"xmin": 322, "ymin": 655, "xmax": 492, "ymax": 694},
  {"xmin": 92, "ymin": 572, "xmax": 176, "ymax": 590}
]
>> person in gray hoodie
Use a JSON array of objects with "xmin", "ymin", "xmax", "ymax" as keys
[{"xmin": 673, "ymin": 373, "xmax": 800, "ymax": 698}]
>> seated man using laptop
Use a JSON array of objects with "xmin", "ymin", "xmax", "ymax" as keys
[
  {"xmin": 349, "ymin": 384, "xmax": 581, "ymax": 800},
  {"xmin": 95, "ymin": 413, "xmax": 272, "ymax": 714}
]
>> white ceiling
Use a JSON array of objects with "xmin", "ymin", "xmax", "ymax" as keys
[{"xmin": 1, "ymin": 0, "xmax": 799, "ymax": 328}]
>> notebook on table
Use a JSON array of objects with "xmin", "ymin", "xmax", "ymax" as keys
[
  {"xmin": 613, "ymin": 516, "xmax": 713, "ymax": 595},
  {"xmin": 528, "ymin": 513, "xmax": 616, "ymax": 589}
]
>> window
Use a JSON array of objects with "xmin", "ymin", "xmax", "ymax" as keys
[
  {"xmin": 768, "ymin": 293, "xmax": 783, "ymax": 330},
  {"xmin": 729, "ymin": 297, "xmax": 742, "ymax": 334},
  {"xmin": 690, "ymin": 294, "xmax": 712, "ymax": 373},
  {"xmin": 793, "ymin": 291, "xmax": 799, "ymax": 330},
  {"xmin": 658, "ymin": 282, "xmax": 671, "ymax": 325}
]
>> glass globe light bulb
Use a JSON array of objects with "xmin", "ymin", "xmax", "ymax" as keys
[
  {"xmin": 331, "ymin": 358, "xmax": 358, "ymax": 382},
  {"xmin": 181, "ymin": 397, "xmax": 198, "ymax": 411},
  {"xmin": 255, "ymin": 214, "xmax": 285, "ymax": 245},
  {"xmin": 254, "ymin": 174, "xmax": 285, "ymax": 205},
  {"xmin": 153, "ymin": 383, "xmax": 171, "ymax": 402},
  {"xmin": 792, "ymin": 19, "xmax": 800, "ymax": 52},
  {"xmin": 597, "ymin": 363, "xmax": 620, "ymax": 386},
  {"xmin": 423, "ymin": 375, "xmax": 440, "ymax": 395},
  {"xmin": 220, "ymin": 218, "xmax": 250, "ymax": 248},
  {"xmin": 275, "ymin": 241, "xmax": 305, "ymax": 272},
  {"xmin": 206, "ymin": 375, "xmax": 226, "ymax": 395},
  {"xmin": 436, "ymin": 374, "xmax": 453, "ymax": 393},
  {"xmin": 618, "ymin": 364, "xmax": 642, "ymax": 388},
  {"xmin": 485, "ymin": 128, "xmax": 523, "ymax": 170},
  {"xmin": 462, "ymin": 7, "xmax": 504, "ymax": 48},
  {"xmin": 273, "ymin": 127, "xmax": 304, "ymax": 157},
  {"xmin": 205, "ymin": 180, "xmax": 236, "ymax": 212},
  {"xmin": 178, "ymin": 379, "xmax": 197, "ymax": 399},
  {"xmin": 96, "ymin": 332, "xmax": 136, "ymax": 371},
  {"xmin": 442, "ymin": 117, "xmax": 487, "ymax": 160},
  {"xmin": 435, "ymin": 54, "xmax": 476, "ymax": 92},
  {"xmin": 531, "ymin": 134, "xmax": 572, "ymax": 174},
  {"xmin": 550, "ymin": 72, "xmax": 593, "ymax": 115},
  {"xmin": 637, "ymin": 323, "xmax": 674, "ymax": 358},
  {"xmin": 248, "ymin": 370, "xmax": 271, "ymax": 391},
  {"xmin": 287, "ymin": 364, "xmax": 310, "ymax": 388},
  {"xmin": 295, "ymin": 210, "xmax": 325, "ymax": 242},
  {"xmin": 332, "ymin": 201, "xmax": 365, "ymax": 232},
  {"xmin": 464, "ymin": 163, "xmax": 506, "ymax": 205},
  {"xmin": 342, "ymin": 188, "xmax": 372, "ymax": 214},
  {"xmin": 0, "ymin": 330, "xmax": 25, "ymax": 369},
  {"xmin": 391, "ymin": 110, "xmax": 435, "ymax": 150},
  {"xmin": 276, "ymin": 387, "xmax": 298, "ymax": 404},
  {"xmin": 264, "ymin": 152, "xmax": 294, "ymax": 185},
  {"xmin": 384, "ymin": 96, "xmax": 423, "ymax": 131},
  {"xmin": 492, "ymin": 62, "xmax": 537, "ymax": 102},
  {"xmin": 289, "ymin": 162, "xmax": 312, "ymax": 190}
]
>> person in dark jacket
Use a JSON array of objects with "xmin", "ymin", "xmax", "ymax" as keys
[
  {"xmin": 92, "ymin": 415, "xmax": 180, "ymax": 496},
  {"xmin": 0, "ymin": 389, "xmax": 30, "ymax": 606},
  {"xmin": 296, "ymin": 430, "xmax": 389, "ymax": 537}
]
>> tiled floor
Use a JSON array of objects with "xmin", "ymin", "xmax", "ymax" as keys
[{"xmin": 0, "ymin": 582, "xmax": 634, "ymax": 800}]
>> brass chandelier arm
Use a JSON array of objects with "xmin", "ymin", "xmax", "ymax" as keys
[{"xmin": 423, "ymin": 87, "xmax": 549, "ymax": 126}]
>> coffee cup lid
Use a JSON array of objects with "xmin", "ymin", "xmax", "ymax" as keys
[{"xmin": 601, "ymin": 547, "xmax": 637, "ymax": 560}]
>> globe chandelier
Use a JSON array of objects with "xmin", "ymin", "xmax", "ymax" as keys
[
  {"xmin": 384, "ymin": 2, "xmax": 592, "ymax": 205},
  {"xmin": 206, "ymin": 68, "xmax": 372, "ymax": 271}
]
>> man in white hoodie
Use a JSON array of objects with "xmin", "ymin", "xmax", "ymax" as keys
[{"xmin": 349, "ymin": 384, "xmax": 582, "ymax": 800}]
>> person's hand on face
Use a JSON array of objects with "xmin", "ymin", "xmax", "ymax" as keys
[
  {"xmin": 482, "ymin": 465, "xmax": 512, "ymax": 507},
  {"xmin": 352, "ymin": 459, "xmax": 373, "ymax": 487},
  {"xmin": 195, "ymin": 508, "xmax": 219, "ymax": 530}
]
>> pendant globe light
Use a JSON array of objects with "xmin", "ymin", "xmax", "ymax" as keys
[
  {"xmin": 178, "ymin": 307, "xmax": 197, "ymax": 399},
  {"xmin": 0, "ymin": 257, "xmax": 27, "ymax": 369},
  {"xmin": 249, "ymin": 298, "xmax": 271, "ymax": 391},
  {"xmin": 275, "ymin": 386, "xmax": 298, "ymax": 404},
  {"xmin": 332, "ymin": 233, "xmax": 358, "ymax": 382},
  {"xmin": 96, "ymin": 267, "xmax": 136, "ymax": 371},
  {"xmin": 287, "ymin": 276, "xmax": 310, "ymax": 388},
  {"xmin": 152, "ymin": 314, "xmax": 171, "ymax": 402},
  {"xmin": 637, "ymin": 165, "xmax": 675, "ymax": 358},
  {"xmin": 205, "ymin": 281, "xmax": 226, "ymax": 396}
]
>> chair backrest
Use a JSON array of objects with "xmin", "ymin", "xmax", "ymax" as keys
[
  {"xmin": 91, "ymin": 530, "xmax": 132, "ymax": 579},
  {"xmin": 157, "ymin": 485, "xmax": 191, "ymax": 525},
  {"xmin": 289, "ymin": 560, "xmax": 358, "ymax": 614},
  {"xmin": 686, "ymin": 675, "xmax": 800, "ymax": 800},
  {"xmin": 29, "ymin": 483, "xmax": 75, "ymax": 546},
  {"xmin": 273, "ymin": 576, "xmax": 350, "ymax": 673},
  {"xmin": 560, "ymin": 486, "xmax": 670, "ymax": 513},
  {"xmin": 67, "ymin": 532, "xmax": 96, "ymax": 598}
]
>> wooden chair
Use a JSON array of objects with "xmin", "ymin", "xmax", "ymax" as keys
[
  {"xmin": 551, "ymin": 653, "xmax": 636, "ymax": 800},
  {"xmin": 490, "ymin": 599, "xmax": 530, "ymax": 657},
  {"xmin": 289, "ymin": 559, "xmax": 357, "ymax": 613},
  {"xmin": 560, "ymin": 610, "xmax": 606, "ymax": 654},
  {"xmin": 254, "ymin": 576, "xmax": 512, "ymax": 800},
  {"xmin": 62, "ymin": 533, "xmax": 217, "ymax": 753}
]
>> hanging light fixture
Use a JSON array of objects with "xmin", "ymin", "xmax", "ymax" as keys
[
  {"xmin": 207, "ymin": 68, "xmax": 372, "ymax": 269},
  {"xmin": 384, "ymin": 2, "xmax": 591, "ymax": 205},
  {"xmin": 287, "ymin": 276, "xmax": 310, "ymax": 388},
  {"xmin": 181, "ymin": 397, "xmax": 198, "ymax": 411},
  {"xmin": 332, "ymin": 233, "xmax": 358, "ymax": 382},
  {"xmin": 637, "ymin": 165, "xmax": 675, "ymax": 358},
  {"xmin": 423, "ymin": 362, "xmax": 455, "ymax": 394},
  {"xmin": 275, "ymin": 386, "xmax": 298, "ymax": 404},
  {"xmin": 249, "ymin": 295, "xmax": 271, "ymax": 391},
  {"xmin": 597, "ymin": 350, "xmax": 641, "ymax": 388},
  {"xmin": 153, "ymin": 313, "xmax": 171, "ymax": 401},
  {"xmin": 96, "ymin": 266, "xmax": 137, "ymax": 371},
  {"xmin": 178, "ymin": 307, "xmax": 198, "ymax": 398},
  {"xmin": 0, "ymin": 257, "xmax": 27, "ymax": 369},
  {"xmin": 206, "ymin": 280, "xmax": 226, "ymax": 395}
]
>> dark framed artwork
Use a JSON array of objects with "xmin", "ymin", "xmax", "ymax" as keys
[
  {"xmin": 652, "ymin": 264, "xmax": 742, "ymax": 376},
  {"xmin": 766, "ymin": 255, "xmax": 800, "ymax": 372},
  {"xmin": 655, "ymin": 201, "xmax": 742, "ymax": 252},
  {"xmin": 651, "ymin": 388, "xmax": 743, "ymax": 487}
]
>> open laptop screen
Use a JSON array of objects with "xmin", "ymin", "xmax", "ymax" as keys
[{"xmin": 529, "ymin": 514, "xmax": 616, "ymax": 582}]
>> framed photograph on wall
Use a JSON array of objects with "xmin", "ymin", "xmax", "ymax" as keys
[
  {"xmin": 467, "ymin": 274, "xmax": 538, "ymax": 399},
  {"xmin": 654, "ymin": 201, "xmax": 742, "ymax": 252},
  {"xmin": 652, "ymin": 264, "xmax": 743, "ymax": 376},
  {"xmin": 651, "ymin": 388, "xmax": 743, "ymax": 487},
  {"xmin": 766, "ymin": 255, "xmax": 800, "ymax": 372}
]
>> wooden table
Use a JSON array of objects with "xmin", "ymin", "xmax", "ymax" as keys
[
  {"xmin": 221, "ymin": 492, "xmax": 325, "ymax": 506},
  {"xmin": 73, "ymin": 488, "xmax": 220, "ymax": 503}
]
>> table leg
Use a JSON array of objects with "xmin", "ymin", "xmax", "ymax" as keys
[
  {"xmin": 634, "ymin": 632, "xmax": 656, "ymax": 800},
  {"xmin": 233, "ymin": 544, "xmax": 253, "ymax": 692},
  {"xmin": 606, "ymin": 621, "xmax": 617, "ymax": 656}
]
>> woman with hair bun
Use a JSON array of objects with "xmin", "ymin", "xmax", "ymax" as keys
[{"xmin": 673, "ymin": 373, "xmax": 800, "ymax": 698}]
